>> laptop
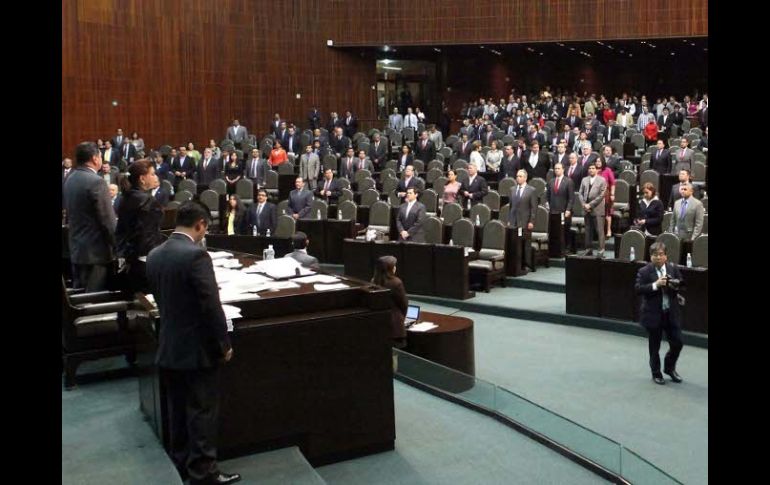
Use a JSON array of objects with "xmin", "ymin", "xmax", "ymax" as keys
[{"xmin": 404, "ymin": 305, "xmax": 420, "ymax": 327}]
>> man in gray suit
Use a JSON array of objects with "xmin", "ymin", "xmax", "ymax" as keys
[
  {"xmin": 355, "ymin": 149, "xmax": 375, "ymax": 172},
  {"xmin": 284, "ymin": 231, "xmax": 320, "ymax": 270},
  {"xmin": 508, "ymin": 169, "xmax": 538, "ymax": 270},
  {"xmin": 245, "ymin": 148, "xmax": 270, "ymax": 187},
  {"xmin": 288, "ymin": 177, "xmax": 314, "ymax": 220},
  {"xmin": 196, "ymin": 147, "xmax": 222, "ymax": 186},
  {"xmin": 299, "ymin": 145, "xmax": 320, "ymax": 190},
  {"xmin": 63, "ymin": 141, "xmax": 117, "ymax": 291},
  {"xmin": 578, "ymin": 163, "xmax": 608, "ymax": 257},
  {"xmin": 672, "ymin": 138, "xmax": 694, "ymax": 173},
  {"xmin": 669, "ymin": 183, "xmax": 705, "ymax": 241},
  {"xmin": 397, "ymin": 187, "xmax": 426, "ymax": 243},
  {"xmin": 389, "ymin": 108, "xmax": 403, "ymax": 132},
  {"xmin": 226, "ymin": 119, "xmax": 248, "ymax": 149}
]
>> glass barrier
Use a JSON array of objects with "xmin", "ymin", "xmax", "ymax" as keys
[{"xmin": 394, "ymin": 349, "xmax": 683, "ymax": 484}]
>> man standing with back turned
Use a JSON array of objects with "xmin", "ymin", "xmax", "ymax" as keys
[{"xmin": 146, "ymin": 201, "xmax": 241, "ymax": 485}]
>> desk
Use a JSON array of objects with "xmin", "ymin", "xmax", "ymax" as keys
[
  {"xmin": 505, "ymin": 226, "xmax": 527, "ymax": 276},
  {"xmin": 204, "ymin": 234, "xmax": 293, "ymax": 258},
  {"xmin": 405, "ymin": 312, "xmax": 475, "ymax": 376},
  {"xmin": 138, "ymin": 251, "xmax": 395, "ymax": 466},
  {"xmin": 548, "ymin": 213, "xmax": 566, "ymax": 257},
  {"xmin": 296, "ymin": 219, "xmax": 357, "ymax": 264},
  {"xmin": 565, "ymin": 255, "xmax": 602, "ymax": 317},
  {"xmin": 679, "ymin": 267, "xmax": 708, "ymax": 334},
  {"xmin": 599, "ymin": 259, "xmax": 646, "ymax": 321}
]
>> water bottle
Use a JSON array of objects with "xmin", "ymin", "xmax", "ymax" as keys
[
  {"xmin": 629, "ymin": 246, "xmax": 635, "ymax": 261},
  {"xmin": 265, "ymin": 228, "xmax": 271, "ymax": 237},
  {"xmin": 338, "ymin": 210, "xmax": 343, "ymax": 220},
  {"xmin": 467, "ymin": 198, "xmax": 472, "ymax": 210},
  {"xmin": 475, "ymin": 214, "xmax": 481, "ymax": 226},
  {"xmin": 449, "ymin": 238, "xmax": 454, "ymax": 246},
  {"xmin": 317, "ymin": 209, "xmax": 322, "ymax": 220},
  {"xmin": 263, "ymin": 244, "xmax": 275, "ymax": 260},
  {"xmin": 252, "ymin": 224, "xmax": 257, "ymax": 236},
  {"xmin": 686, "ymin": 253, "xmax": 692, "ymax": 268}
]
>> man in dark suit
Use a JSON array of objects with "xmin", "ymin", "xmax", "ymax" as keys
[
  {"xmin": 552, "ymin": 141, "xmax": 570, "ymax": 171},
  {"xmin": 339, "ymin": 147, "xmax": 357, "ymax": 180},
  {"xmin": 171, "ymin": 146, "xmax": 196, "ymax": 190},
  {"xmin": 526, "ymin": 125, "xmax": 545, "ymax": 147},
  {"xmin": 650, "ymin": 140, "xmax": 672, "ymax": 175},
  {"xmin": 248, "ymin": 189, "xmax": 276, "ymax": 236},
  {"xmin": 454, "ymin": 134, "xmax": 474, "ymax": 160},
  {"xmin": 119, "ymin": 139, "xmax": 137, "ymax": 171},
  {"xmin": 521, "ymin": 141, "xmax": 550, "ymax": 181},
  {"xmin": 151, "ymin": 183, "xmax": 171, "ymax": 207},
  {"xmin": 500, "ymin": 144, "xmax": 520, "ymax": 180},
  {"xmin": 284, "ymin": 231, "xmax": 320, "ymax": 270},
  {"xmin": 308, "ymin": 107, "xmax": 321, "ymax": 130},
  {"xmin": 396, "ymin": 166, "xmax": 420, "ymax": 199},
  {"xmin": 98, "ymin": 161, "xmax": 118, "ymax": 186},
  {"xmin": 146, "ymin": 201, "xmax": 241, "ymax": 485},
  {"xmin": 63, "ymin": 141, "xmax": 117, "ymax": 291},
  {"xmin": 413, "ymin": 131, "xmax": 436, "ymax": 162},
  {"xmin": 368, "ymin": 133, "xmax": 388, "ymax": 170},
  {"xmin": 460, "ymin": 162, "xmax": 489, "ymax": 206},
  {"xmin": 342, "ymin": 110, "xmax": 358, "ymax": 138},
  {"xmin": 635, "ymin": 241, "xmax": 685, "ymax": 385},
  {"xmin": 330, "ymin": 127, "xmax": 351, "ymax": 158},
  {"xmin": 111, "ymin": 128, "xmax": 125, "ymax": 149},
  {"xmin": 396, "ymin": 187, "xmax": 426, "ymax": 243},
  {"xmin": 546, "ymin": 162, "xmax": 576, "ymax": 254},
  {"xmin": 601, "ymin": 145, "xmax": 622, "ymax": 177},
  {"xmin": 327, "ymin": 111, "xmax": 342, "ymax": 133},
  {"xmin": 508, "ymin": 169, "xmax": 538, "ymax": 270},
  {"xmin": 196, "ymin": 147, "xmax": 222, "ymax": 186},
  {"xmin": 245, "ymin": 148, "xmax": 270, "ymax": 188},
  {"xmin": 578, "ymin": 143, "xmax": 599, "ymax": 171},
  {"xmin": 288, "ymin": 177, "xmax": 314, "ymax": 220},
  {"xmin": 565, "ymin": 152, "xmax": 584, "ymax": 190},
  {"xmin": 270, "ymin": 113, "xmax": 283, "ymax": 137},
  {"xmin": 656, "ymin": 107, "xmax": 674, "ymax": 144},
  {"xmin": 283, "ymin": 126, "xmax": 300, "ymax": 158},
  {"xmin": 605, "ymin": 120, "xmax": 623, "ymax": 141},
  {"xmin": 317, "ymin": 168, "xmax": 343, "ymax": 204},
  {"xmin": 481, "ymin": 124, "xmax": 497, "ymax": 147}
]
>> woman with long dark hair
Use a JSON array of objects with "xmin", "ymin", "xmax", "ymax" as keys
[
  {"xmin": 371, "ymin": 255, "xmax": 408, "ymax": 349},
  {"xmin": 224, "ymin": 151, "xmax": 243, "ymax": 195},
  {"xmin": 224, "ymin": 194, "xmax": 250, "ymax": 235},
  {"xmin": 115, "ymin": 159, "xmax": 165, "ymax": 294}
]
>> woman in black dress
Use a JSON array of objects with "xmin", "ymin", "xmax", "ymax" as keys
[
  {"xmin": 224, "ymin": 151, "xmax": 243, "ymax": 195},
  {"xmin": 634, "ymin": 182, "xmax": 664, "ymax": 236},
  {"xmin": 371, "ymin": 255, "xmax": 408, "ymax": 349}
]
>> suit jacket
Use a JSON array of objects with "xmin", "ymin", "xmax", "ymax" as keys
[
  {"xmin": 380, "ymin": 277, "xmax": 408, "ymax": 341},
  {"xmin": 171, "ymin": 156, "xmax": 196, "ymax": 181},
  {"xmin": 669, "ymin": 183, "xmax": 701, "ymax": 209},
  {"xmin": 578, "ymin": 175, "xmax": 608, "ymax": 217},
  {"xmin": 343, "ymin": 116, "xmax": 358, "ymax": 138},
  {"xmin": 546, "ymin": 176, "xmax": 575, "ymax": 214},
  {"xmin": 63, "ymin": 167, "xmax": 117, "ymax": 264},
  {"xmin": 565, "ymin": 163, "xmax": 584, "ymax": 189},
  {"xmin": 638, "ymin": 198, "xmax": 664, "ymax": 235},
  {"xmin": 288, "ymin": 188, "xmax": 314, "ymax": 219},
  {"xmin": 650, "ymin": 149, "xmax": 672, "ymax": 175},
  {"xmin": 460, "ymin": 175, "xmax": 489, "ymax": 203},
  {"xmin": 389, "ymin": 113, "xmax": 403, "ymax": 131},
  {"xmin": 368, "ymin": 141, "xmax": 388, "ymax": 168},
  {"xmin": 454, "ymin": 141, "xmax": 474, "ymax": 159},
  {"xmin": 482, "ymin": 130, "xmax": 498, "ymax": 147},
  {"xmin": 397, "ymin": 153, "xmax": 414, "ymax": 171},
  {"xmin": 97, "ymin": 170, "xmax": 118, "ymax": 186},
  {"xmin": 356, "ymin": 158, "xmax": 375, "ymax": 173},
  {"xmin": 339, "ymin": 156, "xmax": 358, "ymax": 179},
  {"xmin": 300, "ymin": 153, "xmax": 320, "ymax": 182},
  {"xmin": 327, "ymin": 117, "xmax": 342, "ymax": 133},
  {"xmin": 245, "ymin": 157, "xmax": 270, "ymax": 186},
  {"xmin": 657, "ymin": 115, "xmax": 673, "ymax": 136},
  {"xmin": 396, "ymin": 201, "xmax": 427, "ymax": 242},
  {"xmin": 330, "ymin": 135, "xmax": 352, "ymax": 156},
  {"xmin": 248, "ymin": 202, "xmax": 277, "ymax": 236},
  {"xmin": 111, "ymin": 135, "xmax": 126, "ymax": 149},
  {"xmin": 635, "ymin": 262, "xmax": 684, "ymax": 330},
  {"xmin": 565, "ymin": 115, "xmax": 582, "ymax": 130},
  {"xmin": 308, "ymin": 110, "xmax": 321, "ymax": 129},
  {"xmin": 283, "ymin": 134, "xmax": 301, "ymax": 155},
  {"xmin": 553, "ymin": 152, "xmax": 570, "ymax": 170},
  {"xmin": 669, "ymin": 196, "xmax": 705, "ymax": 241},
  {"xmin": 521, "ymin": 150, "xmax": 551, "ymax": 181},
  {"xmin": 153, "ymin": 186, "xmax": 171, "ymax": 207},
  {"xmin": 101, "ymin": 148, "xmax": 119, "ymax": 166},
  {"xmin": 501, "ymin": 154, "xmax": 520, "ymax": 179},
  {"xmin": 119, "ymin": 143, "xmax": 138, "ymax": 169},
  {"xmin": 397, "ymin": 176, "xmax": 420, "ymax": 194},
  {"xmin": 578, "ymin": 152, "xmax": 599, "ymax": 171},
  {"xmin": 413, "ymin": 139, "xmax": 436, "ymax": 162},
  {"xmin": 227, "ymin": 125, "xmax": 248, "ymax": 144},
  {"xmin": 605, "ymin": 125, "xmax": 623, "ymax": 141},
  {"xmin": 196, "ymin": 157, "xmax": 222, "ymax": 185},
  {"xmin": 672, "ymin": 147, "xmax": 694, "ymax": 172},
  {"xmin": 285, "ymin": 250, "xmax": 320, "ymax": 270},
  {"xmin": 147, "ymin": 233, "xmax": 230, "ymax": 369},
  {"xmin": 115, "ymin": 189, "xmax": 164, "ymax": 262},
  {"xmin": 317, "ymin": 177, "xmax": 343, "ymax": 203},
  {"xmin": 508, "ymin": 184, "xmax": 537, "ymax": 227}
]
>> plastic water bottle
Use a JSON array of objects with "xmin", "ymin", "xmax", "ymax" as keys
[
  {"xmin": 338, "ymin": 210, "xmax": 343, "ymax": 220},
  {"xmin": 317, "ymin": 209, "xmax": 322, "ymax": 220},
  {"xmin": 475, "ymin": 215, "xmax": 481, "ymax": 226},
  {"xmin": 265, "ymin": 228, "xmax": 271, "ymax": 237},
  {"xmin": 686, "ymin": 253, "xmax": 692, "ymax": 268},
  {"xmin": 629, "ymin": 246, "xmax": 635, "ymax": 261},
  {"xmin": 467, "ymin": 198, "xmax": 472, "ymax": 210},
  {"xmin": 252, "ymin": 224, "xmax": 257, "ymax": 236},
  {"xmin": 449, "ymin": 238, "xmax": 454, "ymax": 246},
  {"xmin": 263, "ymin": 244, "xmax": 275, "ymax": 260}
]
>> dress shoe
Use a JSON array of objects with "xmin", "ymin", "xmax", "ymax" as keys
[
  {"xmin": 665, "ymin": 370, "xmax": 683, "ymax": 383},
  {"xmin": 652, "ymin": 375, "xmax": 665, "ymax": 385},
  {"xmin": 597, "ymin": 250, "xmax": 605, "ymax": 258},
  {"xmin": 191, "ymin": 472, "xmax": 242, "ymax": 485}
]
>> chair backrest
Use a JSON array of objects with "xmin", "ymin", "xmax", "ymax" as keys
[
  {"xmin": 499, "ymin": 203, "xmax": 510, "ymax": 226},
  {"xmin": 323, "ymin": 155, "xmax": 338, "ymax": 174},
  {"xmin": 357, "ymin": 177, "xmax": 376, "ymax": 193},
  {"xmin": 455, "ymin": 168, "xmax": 469, "ymax": 186},
  {"xmin": 274, "ymin": 214, "xmax": 296, "ymax": 238},
  {"xmin": 433, "ymin": 176, "xmax": 448, "ymax": 198},
  {"xmin": 498, "ymin": 177, "xmax": 516, "ymax": 197},
  {"xmin": 453, "ymin": 159, "xmax": 469, "ymax": 170},
  {"xmin": 701, "ymin": 196, "xmax": 708, "ymax": 212},
  {"xmin": 388, "ymin": 190, "xmax": 401, "ymax": 207},
  {"xmin": 620, "ymin": 160, "xmax": 634, "ymax": 171},
  {"xmin": 369, "ymin": 200, "xmax": 390, "ymax": 226},
  {"xmin": 641, "ymin": 152, "xmax": 652, "ymax": 162},
  {"xmin": 178, "ymin": 178, "xmax": 197, "ymax": 194},
  {"xmin": 381, "ymin": 176, "xmax": 399, "ymax": 194},
  {"xmin": 631, "ymin": 133, "xmax": 645, "ymax": 150},
  {"xmin": 482, "ymin": 190, "xmax": 501, "ymax": 211},
  {"xmin": 656, "ymin": 232, "xmax": 681, "ymax": 262},
  {"xmin": 469, "ymin": 203, "xmax": 491, "ymax": 226},
  {"xmin": 691, "ymin": 234, "xmax": 708, "ymax": 267},
  {"xmin": 339, "ymin": 187, "xmax": 354, "ymax": 203},
  {"xmin": 619, "ymin": 170, "xmax": 636, "ymax": 186},
  {"xmin": 614, "ymin": 179, "xmax": 630, "ymax": 204},
  {"xmin": 439, "ymin": 147, "xmax": 452, "ymax": 159},
  {"xmin": 354, "ymin": 169, "xmax": 372, "ymax": 184},
  {"xmin": 640, "ymin": 160, "xmax": 650, "ymax": 173},
  {"xmin": 529, "ymin": 177, "xmax": 547, "ymax": 201},
  {"xmin": 337, "ymin": 178, "xmax": 351, "ymax": 189},
  {"xmin": 209, "ymin": 178, "xmax": 227, "ymax": 195},
  {"xmin": 421, "ymin": 188, "xmax": 438, "ymax": 213},
  {"xmin": 571, "ymin": 193, "xmax": 585, "ymax": 217},
  {"xmin": 441, "ymin": 202, "xmax": 463, "ymax": 226},
  {"xmin": 236, "ymin": 178, "xmax": 254, "ymax": 201},
  {"xmin": 427, "ymin": 160, "xmax": 443, "ymax": 172},
  {"xmin": 610, "ymin": 139, "xmax": 624, "ymax": 156},
  {"xmin": 361, "ymin": 188, "xmax": 380, "ymax": 207},
  {"xmin": 639, "ymin": 170, "xmax": 660, "ymax": 191},
  {"xmin": 531, "ymin": 205, "xmax": 548, "ymax": 233},
  {"xmin": 701, "ymin": 213, "xmax": 708, "ymax": 234},
  {"xmin": 380, "ymin": 167, "xmax": 397, "ymax": 180},
  {"xmin": 199, "ymin": 189, "xmax": 219, "ymax": 213},
  {"xmin": 422, "ymin": 216, "xmax": 443, "ymax": 244},
  {"xmin": 275, "ymin": 199, "xmax": 289, "ymax": 216},
  {"xmin": 546, "ymin": 168, "xmax": 555, "ymax": 183},
  {"xmin": 412, "ymin": 160, "xmax": 425, "ymax": 174},
  {"xmin": 166, "ymin": 200, "xmax": 181, "ymax": 211},
  {"xmin": 174, "ymin": 189, "xmax": 193, "ymax": 202},
  {"xmin": 618, "ymin": 229, "xmax": 646, "ymax": 261},
  {"xmin": 311, "ymin": 199, "xmax": 328, "ymax": 220},
  {"xmin": 338, "ymin": 200, "xmax": 357, "ymax": 222},
  {"xmin": 277, "ymin": 162, "xmax": 295, "ymax": 175},
  {"xmin": 264, "ymin": 169, "xmax": 278, "ymax": 189},
  {"xmin": 161, "ymin": 179, "xmax": 174, "ymax": 194},
  {"xmin": 481, "ymin": 219, "xmax": 506, "ymax": 250},
  {"xmin": 662, "ymin": 211, "xmax": 672, "ymax": 231},
  {"xmin": 692, "ymin": 161, "xmax": 707, "ymax": 182},
  {"xmin": 693, "ymin": 152, "xmax": 707, "ymax": 164},
  {"xmin": 426, "ymin": 167, "xmax": 443, "ymax": 185},
  {"xmin": 451, "ymin": 218, "xmax": 475, "ymax": 248},
  {"xmin": 689, "ymin": 127, "xmax": 703, "ymax": 137}
]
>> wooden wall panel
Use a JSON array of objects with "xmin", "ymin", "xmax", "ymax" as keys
[
  {"xmin": 328, "ymin": 0, "xmax": 708, "ymax": 47},
  {"xmin": 62, "ymin": 0, "xmax": 376, "ymax": 155}
]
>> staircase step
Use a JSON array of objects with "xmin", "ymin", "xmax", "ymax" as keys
[{"xmin": 219, "ymin": 447, "xmax": 327, "ymax": 485}]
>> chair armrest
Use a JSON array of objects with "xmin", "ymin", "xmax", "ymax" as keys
[
  {"xmin": 69, "ymin": 291, "xmax": 125, "ymax": 305},
  {"xmin": 66, "ymin": 287, "xmax": 85, "ymax": 296},
  {"xmin": 75, "ymin": 301, "xmax": 130, "ymax": 316}
]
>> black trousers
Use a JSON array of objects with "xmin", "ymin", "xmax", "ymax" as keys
[
  {"xmin": 74, "ymin": 262, "xmax": 114, "ymax": 292},
  {"xmin": 646, "ymin": 312, "xmax": 683, "ymax": 376},
  {"xmin": 161, "ymin": 367, "xmax": 221, "ymax": 483}
]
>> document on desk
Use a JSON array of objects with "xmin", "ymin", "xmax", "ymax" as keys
[
  {"xmin": 208, "ymin": 251, "xmax": 233, "ymax": 260},
  {"xmin": 313, "ymin": 283, "xmax": 349, "ymax": 291},
  {"xmin": 219, "ymin": 289, "xmax": 261, "ymax": 303},
  {"xmin": 221, "ymin": 304, "xmax": 243, "ymax": 320},
  {"xmin": 250, "ymin": 257, "xmax": 314, "ymax": 279},
  {"xmin": 409, "ymin": 322, "xmax": 438, "ymax": 332},
  {"xmin": 293, "ymin": 274, "xmax": 341, "ymax": 284}
]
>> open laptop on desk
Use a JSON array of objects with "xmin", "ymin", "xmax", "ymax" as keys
[{"xmin": 404, "ymin": 305, "xmax": 420, "ymax": 327}]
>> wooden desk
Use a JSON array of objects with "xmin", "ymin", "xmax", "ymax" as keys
[
  {"xmin": 565, "ymin": 255, "xmax": 602, "ymax": 317},
  {"xmin": 599, "ymin": 259, "xmax": 646, "ymax": 321},
  {"xmin": 204, "ymin": 234, "xmax": 293, "ymax": 258},
  {"xmin": 679, "ymin": 267, "xmax": 708, "ymax": 334},
  {"xmin": 505, "ymin": 226, "xmax": 527, "ymax": 276}
]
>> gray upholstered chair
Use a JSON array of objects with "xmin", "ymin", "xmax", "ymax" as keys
[
  {"xmin": 209, "ymin": 178, "xmax": 227, "ymax": 195},
  {"xmin": 199, "ymin": 189, "xmax": 220, "ymax": 221},
  {"xmin": 441, "ymin": 202, "xmax": 463, "ymax": 226},
  {"xmin": 236, "ymin": 178, "xmax": 254, "ymax": 204},
  {"xmin": 361, "ymin": 188, "xmax": 380, "ymax": 207},
  {"xmin": 274, "ymin": 214, "xmax": 296, "ymax": 238},
  {"xmin": 338, "ymin": 200, "xmax": 357, "ymax": 222},
  {"xmin": 173, "ymin": 189, "xmax": 193, "ymax": 203},
  {"xmin": 178, "ymin": 178, "xmax": 197, "ymax": 194},
  {"xmin": 423, "ymin": 216, "xmax": 443, "ymax": 244},
  {"xmin": 450, "ymin": 218, "xmax": 475, "ymax": 250},
  {"xmin": 656, "ymin": 232, "xmax": 681, "ymax": 263},
  {"xmin": 691, "ymin": 234, "xmax": 708, "ymax": 268},
  {"xmin": 640, "ymin": 170, "xmax": 660, "ymax": 192},
  {"xmin": 468, "ymin": 219, "xmax": 507, "ymax": 292},
  {"xmin": 421, "ymin": 188, "xmax": 438, "ymax": 216},
  {"xmin": 482, "ymin": 190, "xmax": 500, "ymax": 211},
  {"xmin": 277, "ymin": 199, "xmax": 290, "ymax": 216},
  {"xmin": 368, "ymin": 201, "xmax": 391, "ymax": 235},
  {"xmin": 618, "ymin": 229, "xmax": 645, "ymax": 261},
  {"xmin": 339, "ymin": 188, "xmax": 354, "ymax": 203},
  {"xmin": 469, "ymin": 203, "xmax": 491, "ymax": 227},
  {"xmin": 310, "ymin": 199, "xmax": 328, "ymax": 220}
]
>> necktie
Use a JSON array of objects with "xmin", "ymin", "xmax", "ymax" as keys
[
  {"xmin": 324, "ymin": 180, "xmax": 330, "ymax": 192},
  {"xmin": 680, "ymin": 199, "xmax": 688, "ymax": 221},
  {"xmin": 251, "ymin": 159, "xmax": 257, "ymax": 178},
  {"xmin": 406, "ymin": 202, "xmax": 413, "ymax": 217},
  {"xmin": 680, "ymin": 149, "xmax": 685, "ymax": 161},
  {"xmin": 204, "ymin": 158, "xmax": 209, "ymax": 170},
  {"xmin": 582, "ymin": 156, "xmax": 587, "ymax": 165},
  {"xmin": 256, "ymin": 204, "xmax": 263, "ymax": 229},
  {"xmin": 568, "ymin": 166, "xmax": 574, "ymax": 177},
  {"xmin": 657, "ymin": 150, "xmax": 662, "ymax": 159},
  {"xmin": 555, "ymin": 177, "xmax": 560, "ymax": 192},
  {"xmin": 516, "ymin": 186, "xmax": 522, "ymax": 199},
  {"xmin": 658, "ymin": 267, "xmax": 670, "ymax": 310},
  {"xmin": 347, "ymin": 158, "xmax": 352, "ymax": 173},
  {"xmin": 125, "ymin": 145, "xmax": 129, "ymax": 158}
]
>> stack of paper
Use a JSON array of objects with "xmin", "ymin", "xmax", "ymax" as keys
[
  {"xmin": 313, "ymin": 282, "xmax": 349, "ymax": 291},
  {"xmin": 250, "ymin": 258, "xmax": 314, "ymax": 279},
  {"xmin": 208, "ymin": 251, "xmax": 233, "ymax": 260},
  {"xmin": 409, "ymin": 322, "xmax": 438, "ymax": 332},
  {"xmin": 293, "ymin": 274, "xmax": 341, "ymax": 284}
]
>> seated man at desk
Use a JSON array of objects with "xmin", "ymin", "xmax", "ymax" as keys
[
  {"xmin": 288, "ymin": 177, "xmax": 314, "ymax": 220},
  {"xmin": 317, "ymin": 168, "xmax": 343, "ymax": 204},
  {"xmin": 248, "ymin": 189, "xmax": 277, "ymax": 236},
  {"xmin": 397, "ymin": 187, "xmax": 427, "ymax": 243},
  {"xmin": 284, "ymin": 231, "xmax": 320, "ymax": 270}
]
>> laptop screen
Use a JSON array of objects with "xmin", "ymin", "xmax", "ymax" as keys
[{"xmin": 406, "ymin": 305, "xmax": 420, "ymax": 320}]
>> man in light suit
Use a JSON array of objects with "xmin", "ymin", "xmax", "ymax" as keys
[
  {"xmin": 145, "ymin": 201, "xmax": 241, "ymax": 485},
  {"xmin": 672, "ymin": 138, "xmax": 694, "ymax": 173},
  {"xmin": 635, "ymin": 241, "xmax": 685, "ymax": 385},
  {"xmin": 63, "ymin": 141, "xmax": 117, "ymax": 291},
  {"xmin": 368, "ymin": 133, "xmax": 388, "ymax": 170},
  {"xmin": 355, "ymin": 149, "xmax": 375, "ymax": 172},
  {"xmin": 339, "ymin": 147, "xmax": 357, "ymax": 180},
  {"xmin": 316, "ymin": 168, "xmax": 343, "ymax": 204},
  {"xmin": 669, "ymin": 169, "xmax": 702, "ymax": 209},
  {"xmin": 578, "ymin": 163, "xmax": 608, "ymax": 257},
  {"xmin": 460, "ymin": 162, "xmax": 489, "ymax": 206},
  {"xmin": 284, "ymin": 231, "xmax": 320, "ymax": 270},
  {"xmin": 508, "ymin": 169, "xmax": 538, "ymax": 270},
  {"xmin": 546, "ymin": 163, "xmax": 575, "ymax": 255},
  {"xmin": 397, "ymin": 187, "xmax": 426, "ymax": 243},
  {"xmin": 245, "ymin": 148, "xmax": 270, "ymax": 188},
  {"xmin": 288, "ymin": 177, "xmax": 314, "ymax": 220},
  {"xmin": 299, "ymin": 144, "xmax": 320, "ymax": 190},
  {"xmin": 669, "ymin": 183, "xmax": 704, "ymax": 241},
  {"xmin": 226, "ymin": 119, "xmax": 248, "ymax": 149},
  {"xmin": 196, "ymin": 147, "xmax": 222, "ymax": 186},
  {"xmin": 248, "ymin": 189, "xmax": 277, "ymax": 236}
]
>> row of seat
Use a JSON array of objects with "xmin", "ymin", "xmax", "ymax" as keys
[{"xmin": 618, "ymin": 230, "xmax": 708, "ymax": 268}]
